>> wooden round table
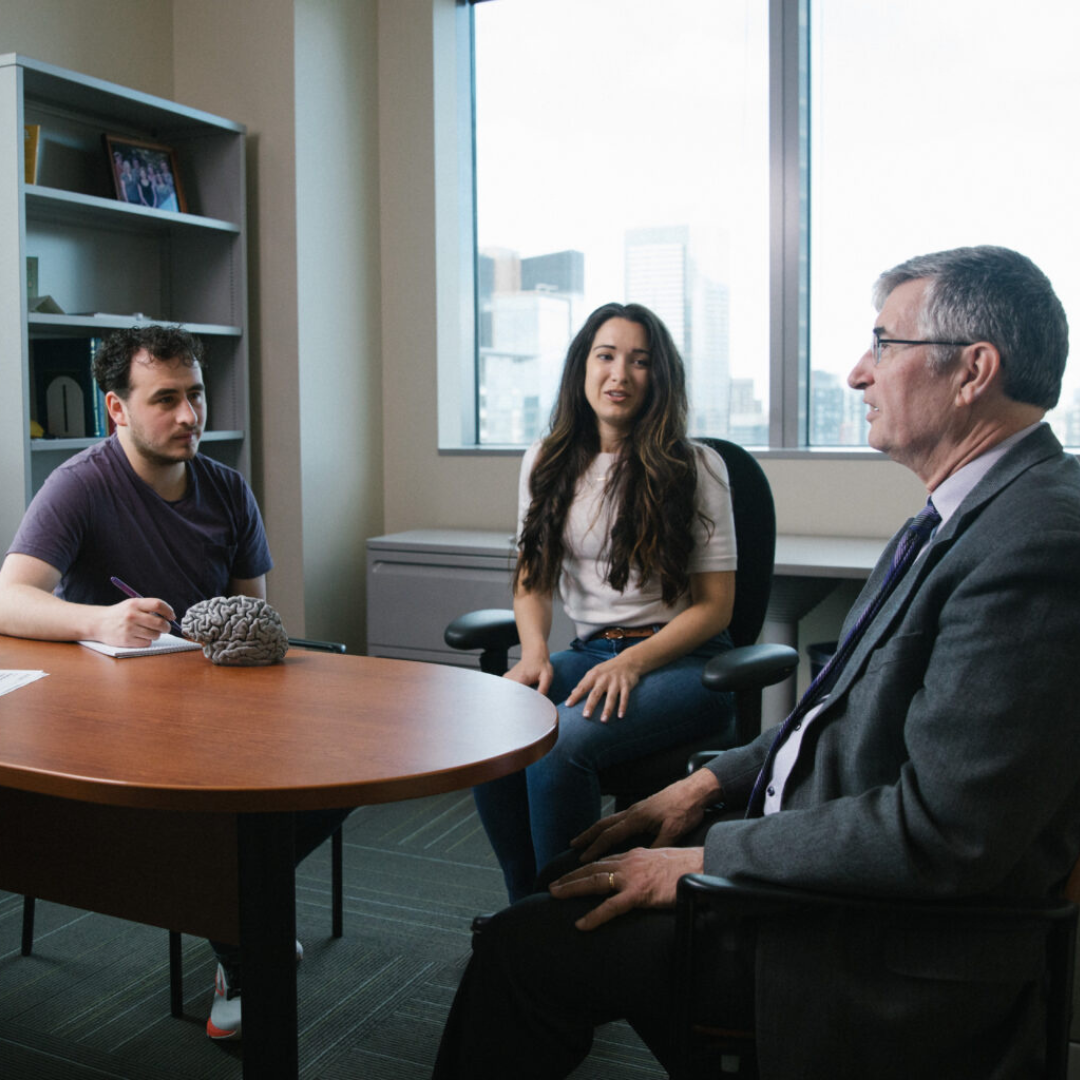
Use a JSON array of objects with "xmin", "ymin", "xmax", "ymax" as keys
[{"xmin": 0, "ymin": 637, "xmax": 557, "ymax": 1077}]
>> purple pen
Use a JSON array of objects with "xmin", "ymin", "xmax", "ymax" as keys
[{"xmin": 110, "ymin": 576, "xmax": 185, "ymax": 637}]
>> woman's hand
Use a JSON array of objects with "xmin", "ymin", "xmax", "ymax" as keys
[
  {"xmin": 504, "ymin": 654, "xmax": 554, "ymax": 697},
  {"xmin": 565, "ymin": 653, "xmax": 643, "ymax": 722},
  {"xmin": 562, "ymin": 571, "xmax": 735, "ymax": 723},
  {"xmin": 507, "ymin": 584, "xmax": 554, "ymax": 695}
]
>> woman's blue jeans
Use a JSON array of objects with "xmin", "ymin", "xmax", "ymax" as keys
[{"xmin": 473, "ymin": 632, "xmax": 734, "ymax": 902}]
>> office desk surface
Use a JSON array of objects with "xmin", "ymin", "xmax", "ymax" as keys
[
  {"xmin": 0, "ymin": 637, "xmax": 557, "ymax": 812},
  {"xmin": 773, "ymin": 534, "xmax": 884, "ymax": 580}
]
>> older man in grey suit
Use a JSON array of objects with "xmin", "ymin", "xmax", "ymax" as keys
[{"xmin": 433, "ymin": 246, "xmax": 1080, "ymax": 1079}]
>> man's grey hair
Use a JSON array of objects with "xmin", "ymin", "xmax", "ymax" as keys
[{"xmin": 873, "ymin": 245, "xmax": 1068, "ymax": 409}]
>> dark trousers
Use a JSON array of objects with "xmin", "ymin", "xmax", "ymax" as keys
[
  {"xmin": 433, "ymin": 820, "xmax": 747, "ymax": 1079},
  {"xmin": 433, "ymin": 885, "xmax": 681, "ymax": 1078}
]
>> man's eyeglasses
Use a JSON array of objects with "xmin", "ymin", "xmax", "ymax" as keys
[{"xmin": 872, "ymin": 330, "xmax": 972, "ymax": 366}]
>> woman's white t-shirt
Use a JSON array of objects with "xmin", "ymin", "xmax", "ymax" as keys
[{"xmin": 517, "ymin": 440, "xmax": 738, "ymax": 641}]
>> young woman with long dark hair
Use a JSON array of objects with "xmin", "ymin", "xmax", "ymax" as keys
[{"xmin": 475, "ymin": 301, "xmax": 737, "ymax": 901}]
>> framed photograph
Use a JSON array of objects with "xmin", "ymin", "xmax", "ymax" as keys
[{"xmin": 104, "ymin": 134, "xmax": 187, "ymax": 213}]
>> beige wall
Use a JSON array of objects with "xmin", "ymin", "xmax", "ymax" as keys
[
  {"xmin": 763, "ymin": 455, "xmax": 924, "ymax": 538},
  {"xmin": 0, "ymin": 0, "xmax": 173, "ymax": 98},
  {"xmin": 294, "ymin": 0, "xmax": 383, "ymax": 650}
]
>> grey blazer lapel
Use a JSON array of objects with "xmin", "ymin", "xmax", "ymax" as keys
[{"xmin": 824, "ymin": 527, "xmax": 929, "ymax": 704}]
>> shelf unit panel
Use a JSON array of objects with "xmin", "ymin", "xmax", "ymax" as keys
[
  {"xmin": 17, "ymin": 55, "xmax": 243, "ymax": 134},
  {"xmin": 26, "ymin": 334, "xmax": 246, "ymax": 435},
  {"xmin": 27, "ymin": 187, "xmax": 239, "ymax": 234},
  {"xmin": 27, "ymin": 213, "xmax": 243, "ymax": 329},
  {"xmin": 30, "ymin": 430, "xmax": 245, "ymax": 453},
  {"xmin": 20, "ymin": 59, "xmax": 244, "ymax": 225},
  {"xmin": 28, "ymin": 217, "xmax": 167, "ymax": 318},
  {"xmin": 2, "ymin": 53, "xmax": 250, "ymax": 538},
  {"xmin": 29, "ymin": 314, "xmax": 242, "ymax": 336},
  {"xmin": 201, "ymin": 336, "xmax": 247, "ymax": 431}
]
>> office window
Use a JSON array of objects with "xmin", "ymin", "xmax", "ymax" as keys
[
  {"xmin": 468, "ymin": 0, "xmax": 1080, "ymax": 449},
  {"xmin": 810, "ymin": 0, "xmax": 1080, "ymax": 446},
  {"xmin": 472, "ymin": 0, "xmax": 769, "ymax": 446}
]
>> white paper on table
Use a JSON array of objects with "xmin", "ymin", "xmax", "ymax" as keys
[{"xmin": 0, "ymin": 670, "xmax": 48, "ymax": 696}]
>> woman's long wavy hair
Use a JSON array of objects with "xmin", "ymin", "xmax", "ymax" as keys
[{"xmin": 515, "ymin": 302, "xmax": 711, "ymax": 605}]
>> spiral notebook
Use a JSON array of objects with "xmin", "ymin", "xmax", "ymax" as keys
[{"xmin": 77, "ymin": 634, "xmax": 202, "ymax": 658}]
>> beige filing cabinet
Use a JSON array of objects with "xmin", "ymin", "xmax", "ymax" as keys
[{"xmin": 366, "ymin": 529, "xmax": 574, "ymax": 667}]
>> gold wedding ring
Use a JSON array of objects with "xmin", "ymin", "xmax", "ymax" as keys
[{"xmin": 608, "ymin": 871, "xmax": 616, "ymax": 893}]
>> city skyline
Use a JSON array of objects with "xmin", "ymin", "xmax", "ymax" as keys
[{"xmin": 476, "ymin": 232, "xmax": 792, "ymax": 448}]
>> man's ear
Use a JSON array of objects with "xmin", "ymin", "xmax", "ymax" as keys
[
  {"xmin": 105, "ymin": 390, "xmax": 128, "ymax": 428},
  {"xmin": 955, "ymin": 342, "xmax": 1001, "ymax": 405}
]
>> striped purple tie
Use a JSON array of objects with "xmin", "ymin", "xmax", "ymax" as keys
[{"xmin": 745, "ymin": 499, "xmax": 941, "ymax": 817}]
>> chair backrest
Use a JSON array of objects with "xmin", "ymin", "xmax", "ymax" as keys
[{"xmin": 697, "ymin": 438, "xmax": 776, "ymax": 648}]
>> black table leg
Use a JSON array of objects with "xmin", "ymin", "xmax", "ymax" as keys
[{"xmin": 238, "ymin": 812, "xmax": 298, "ymax": 1080}]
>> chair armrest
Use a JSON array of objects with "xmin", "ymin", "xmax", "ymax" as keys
[
  {"xmin": 701, "ymin": 643, "xmax": 798, "ymax": 693},
  {"xmin": 673, "ymin": 874, "xmax": 1078, "ymax": 1080},
  {"xmin": 686, "ymin": 750, "xmax": 725, "ymax": 774},
  {"xmin": 288, "ymin": 637, "xmax": 346, "ymax": 653},
  {"xmin": 677, "ymin": 872, "xmax": 1079, "ymax": 923},
  {"xmin": 444, "ymin": 609, "xmax": 520, "ymax": 652}
]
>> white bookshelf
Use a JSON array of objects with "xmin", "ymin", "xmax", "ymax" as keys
[{"xmin": 0, "ymin": 54, "xmax": 249, "ymax": 547}]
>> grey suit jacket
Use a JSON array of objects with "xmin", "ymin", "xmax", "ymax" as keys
[{"xmin": 703, "ymin": 424, "xmax": 1080, "ymax": 1078}]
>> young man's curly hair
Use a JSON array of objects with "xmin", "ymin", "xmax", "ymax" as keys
[{"xmin": 92, "ymin": 326, "xmax": 204, "ymax": 397}]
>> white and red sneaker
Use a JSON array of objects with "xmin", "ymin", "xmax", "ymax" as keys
[
  {"xmin": 207, "ymin": 962, "xmax": 241, "ymax": 1040},
  {"xmin": 206, "ymin": 941, "xmax": 303, "ymax": 1041}
]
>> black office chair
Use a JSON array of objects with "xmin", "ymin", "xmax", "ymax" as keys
[
  {"xmin": 444, "ymin": 438, "xmax": 799, "ymax": 808},
  {"xmin": 672, "ymin": 863, "xmax": 1080, "ymax": 1079},
  {"xmin": 19, "ymin": 636, "xmax": 348, "ymax": 1019}
]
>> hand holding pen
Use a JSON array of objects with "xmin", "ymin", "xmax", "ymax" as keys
[{"xmin": 110, "ymin": 576, "xmax": 186, "ymax": 637}]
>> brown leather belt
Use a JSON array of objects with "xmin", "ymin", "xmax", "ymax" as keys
[{"xmin": 590, "ymin": 625, "xmax": 662, "ymax": 641}]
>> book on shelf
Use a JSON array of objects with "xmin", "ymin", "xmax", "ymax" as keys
[
  {"xmin": 30, "ymin": 337, "xmax": 108, "ymax": 439},
  {"xmin": 24, "ymin": 124, "xmax": 40, "ymax": 185}
]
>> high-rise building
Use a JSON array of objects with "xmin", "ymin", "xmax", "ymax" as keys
[
  {"xmin": 728, "ymin": 377, "xmax": 768, "ymax": 446},
  {"xmin": 521, "ymin": 250, "xmax": 584, "ymax": 295},
  {"xmin": 810, "ymin": 369, "xmax": 869, "ymax": 446},
  {"xmin": 625, "ymin": 226, "xmax": 691, "ymax": 351},
  {"xmin": 477, "ymin": 247, "xmax": 585, "ymax": 443},
  {"xmin": 624, "ymin": 226, "xmax": 731, "ymax": 437}
]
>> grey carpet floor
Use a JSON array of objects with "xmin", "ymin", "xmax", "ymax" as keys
[{"xmin": 0, "ymin": 791, "xmax": 665, "ymax": 1079}]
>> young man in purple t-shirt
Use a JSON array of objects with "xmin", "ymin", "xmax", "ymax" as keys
[
  {"xmin": 0, "ymin": 326, "xmax": 270, "ymax": 643},
  {"xmin": 0, "ymin": 326, "xmax": 343, "ymax": 1044}
]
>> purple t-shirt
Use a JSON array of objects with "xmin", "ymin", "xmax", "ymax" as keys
[{"xmin": 8, "ymin": 435, "xmax": 272, "ymax": 618}]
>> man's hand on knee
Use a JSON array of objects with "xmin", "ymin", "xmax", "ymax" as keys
[
  {"xmin": 570, "ymin": 767, "xmax": 722, "ymax": 864},
  {"xmin": 549, "ymin": 846, "xmax": 705, "ymax": 930}
]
